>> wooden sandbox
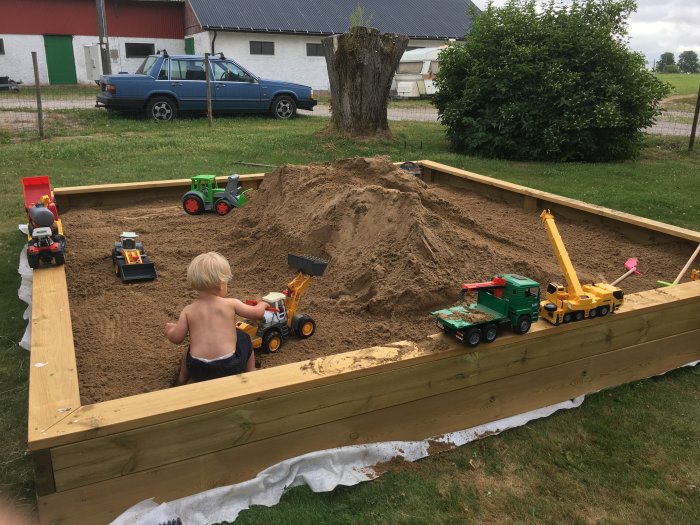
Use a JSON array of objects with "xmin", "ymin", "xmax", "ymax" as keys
[{"xmin": 28, "ymin": 161, "xmax": 700, "ymax": 524}]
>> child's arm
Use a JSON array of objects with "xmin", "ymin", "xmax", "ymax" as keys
[
  {"xmin": 165, "ymin": 308, "xmax": 189, "ymax": 344},
  {"xmin": 232, "ymin": 298, "xmax": 269, "ymax": 320}
]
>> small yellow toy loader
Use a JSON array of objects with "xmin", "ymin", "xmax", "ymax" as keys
[{"xmin": 237, "ymin": 254, "xmax": 327, "ymax": 353}]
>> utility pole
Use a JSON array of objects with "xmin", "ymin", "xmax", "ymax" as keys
[{"xmin": 96, "ymin": 0, "xmax": 112, "ymax": 74}]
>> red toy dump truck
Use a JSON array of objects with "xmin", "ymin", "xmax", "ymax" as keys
[
  {"xmin": 431, "ymin": 274, "xmax": 540, "ymax": 347},
  {"xmin": 22, "ymin": 176, "xmax": 66, "ymax": 269}
]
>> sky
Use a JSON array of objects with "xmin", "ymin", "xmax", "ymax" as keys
[{"xmin": 473, "ymin": 0, "xmax": 700, "ymax": 67}]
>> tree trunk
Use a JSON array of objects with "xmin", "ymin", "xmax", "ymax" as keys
[{"xmin": 323, "ymin": 26, "xmax": 409, "ymax": 138}]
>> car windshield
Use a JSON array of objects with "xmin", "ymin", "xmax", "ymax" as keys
[{"xmin": 135, "ymin": 56, "xmax": 157, "ymax": 76}]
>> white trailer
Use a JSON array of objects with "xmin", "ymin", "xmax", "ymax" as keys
[{"xmin": 393, "ymin": 46, "xmax": 445, "ymax": 99}]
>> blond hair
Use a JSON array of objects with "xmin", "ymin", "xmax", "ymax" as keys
[{"xmin": 187, "ymin": 252, "xmax": 232, "ymax": 291}]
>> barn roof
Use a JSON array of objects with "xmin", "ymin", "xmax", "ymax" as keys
[{"xmin": 187, "ymin": 0, "xmax": 479, "ymax": 40}]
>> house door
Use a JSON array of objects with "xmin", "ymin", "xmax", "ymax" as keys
[{"xmin": 44, "ymin": 35, "xmax": 77, "ymax": 84}]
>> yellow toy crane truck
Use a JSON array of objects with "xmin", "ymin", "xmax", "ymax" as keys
[
  {"xmin": 236, "ymin": 254, "xmax": 327, "ymax": 353},
  {"xmin": 539, "ymin": 210, "xmax": 624, "ymax": 325}
]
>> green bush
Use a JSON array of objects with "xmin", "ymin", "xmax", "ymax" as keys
[
  {"xmin": 662, "ymin": 64, "xmax": 681, "ymax": 74},
  {"xmin": 433, "ymin": 0, "xmax": 671, "ymax": 161}
]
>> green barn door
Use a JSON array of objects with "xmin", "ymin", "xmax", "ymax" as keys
[
  {"xmin": 185, "ymin": 37, "xmax": 195, "ymax": 55},
  {"xmin": 43, "ymin": 35, "xmax": 77, "ymax": 84}
]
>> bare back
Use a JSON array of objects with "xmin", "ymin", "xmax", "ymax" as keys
[{"xmin": 184, "ymin": 295, "xmax": 238, "ymax": 360}]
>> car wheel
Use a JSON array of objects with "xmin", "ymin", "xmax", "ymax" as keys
[
  {"xmin": 183, "ymin": 194, "xmax": 204, "ymax": 215},
  {"xmin": 214, "ymin": 199, "xmax": 232, "ymax": 216},
  {"xmin": 147, "ymin": 97, "xmax": 178, "ymax": 122},
  {"xmin": 271, "ymin": 95, "xmax": 296, "ymax": 120}
]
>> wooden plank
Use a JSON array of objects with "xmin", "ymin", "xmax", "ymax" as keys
[
  {"xmin": 38, "ymin": 329, "xmax": 700, "ymax": 525},
  {"xmin": 53, "ymin": 174, "xmax": 265, "ymax": 196},
  {"xmin": 28, "ymin": 266, "xmax": 80, "ymax": 444},
  {"xmin": 417, "ymin": 160, "xmax": 700, "ymax": 244},
  {"xmin": 50, "ymin": 290, "xmax": 700, "ymax": 490},
  {"xmin": 32, "ymin": 449, "xmax": 56, "ymax": 496},
  {"xmin": 30, "ymin": 282, "xmax": 700, "ymax": 452},
  {"xmin": 53, "ymin": 175, "xmax": 264, "ymax": 212}
]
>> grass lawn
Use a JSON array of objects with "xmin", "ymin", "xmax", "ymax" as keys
[{"xmin": 1, "ymin": 111, "xmax": 699, "ymax": 523}]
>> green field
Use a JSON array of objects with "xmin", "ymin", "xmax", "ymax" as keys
[
  {"xmin": 1, "ymin": 111, "xmax": 698, "ymax": 523},
  {"xmin": 656, "ymin": 73, "xmax": 700, "ymax": 97}
]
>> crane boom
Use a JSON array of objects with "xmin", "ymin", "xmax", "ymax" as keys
[{"xmin": 539, "ymin": 210, "xmax": 585, "ymax": 298}]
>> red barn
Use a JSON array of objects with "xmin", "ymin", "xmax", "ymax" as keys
[{"xmin": 0, "ymin": 0, "xmax": 185, "ymax": 84}]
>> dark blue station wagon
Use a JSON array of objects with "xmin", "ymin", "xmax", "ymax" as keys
[{"xmin": 96, "ymin": 51, "xmax": 317, "ymax": 121}]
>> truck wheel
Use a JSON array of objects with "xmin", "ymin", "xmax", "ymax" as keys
[
  {"xmin": 514, "ymin": 315, "xmax": 532, "ymax": 334},
  {"xmin": 563, "ymin": 313, "xmax": 572, "ymax": 323},
  {"xmin": 295, "ymin": 316, "xmax": 316, "ymax": 339},
  {"xmin": 183, "ymin": 195, "xmax": 204, "ymax": 215},
  {"xmin": 214, "ymin": 199, "xmax": 232, "ymax": 216},
  {"xmin": 262, "ymin": 330, "xmax": 283, "ymax": 354},
  {"xmin": 54, "ymin": 252, "xmax": 65, "ymax": 265},
  {"xmin": 147, "ymin": 96, "xmax": 178, "ymax": 122},
  {"xmin": 598, "ymin": 305, "xmax": 609, "ymax": 316},
  {"xmin": 465, "ymin": 328, "xmax": 481, "ymax": 347},
  {"xmin": 482, "ymin": 324, "xmax": 498, "ymax": 343},
  {"xmin": 574, "ymin": 311, "xmax": 584, "ymax": 322},
  {"xmin": 588, "ymin": 308, "xmax": 598, "ymax": 318}
]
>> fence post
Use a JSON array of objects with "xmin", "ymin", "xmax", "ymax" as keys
[
  {"xmin": 31, "ymin": 51, "xmax": 45, "ymax": 140},
  {"xmin": 689, "ymin": 84, "xmax": 700, "ymax": 152},
  {"xmin": 204, "ymin": 53, "xmax": 213, "ymax": 128}
]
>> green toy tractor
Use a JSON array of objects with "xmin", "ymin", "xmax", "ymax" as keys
[{"xmin": 182, "ymin": 174, "xmax": 251, "ymax": 216}]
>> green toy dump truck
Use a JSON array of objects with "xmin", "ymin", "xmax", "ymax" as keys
[
  {"xmin": 182, "ymin": 174, "xmax": 251, "ymax": 216},
  {"xmin": 431, "ymin": 274, "xmax": 540, "ymax": 347}
]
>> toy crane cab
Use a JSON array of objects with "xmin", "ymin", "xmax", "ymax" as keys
[
  {"xmin": 236, "ymin": 254, "xmax": 327, "ymax": 353},
  {"xmin": 22, "ymin": 176, "xmax": 66, "ymax": 269},
  {"xmin": 539, "ymin": 210, "xmax": 624, "ymax": 325},
  {"xmin": 182, "ymin": 174, "xmax": 251, "ymax": 216},
  {"xmin": 111, "ymin": 232, "xmax": 157, "ymax": 282}
]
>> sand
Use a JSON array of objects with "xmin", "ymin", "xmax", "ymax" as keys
[{"xmin": 60, "ymin": 157, "xmax": 694, "ymax": 403}]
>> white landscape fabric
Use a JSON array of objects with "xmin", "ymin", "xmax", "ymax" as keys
[
  {"xmin": 110, "ymin": 397, "xmax": 586, "ymax": 525},
  {"xmin": 17, "ymin": 224, "xmax": 32, "ymax": 350}
]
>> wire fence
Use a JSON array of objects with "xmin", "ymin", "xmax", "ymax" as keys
[{"xmin": 1, "ymin": 79, "xmax": 699, "ymax": 149}]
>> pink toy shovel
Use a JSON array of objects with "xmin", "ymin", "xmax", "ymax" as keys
[{"xmin": 611, "ymin": 258, "xmax": 640, "ymax": 286}]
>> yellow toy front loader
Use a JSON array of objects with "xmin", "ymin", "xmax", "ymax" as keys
[{"xmin": 236, "ymin": 254, "xmax": 328, "ymax": 353}]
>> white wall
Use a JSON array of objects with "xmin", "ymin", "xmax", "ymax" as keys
[
  {"xmin": 0, "ymin": 34, "xmax": 185, "ymax": 84},
  {"xmin": 188, "ymin": 31, "xmax": 447, "ymax": 91},
  {"xmin": 0, "ymin": 34, "xmax": 49, "ymax": 83}
]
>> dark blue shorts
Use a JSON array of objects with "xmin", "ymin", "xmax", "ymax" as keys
[{"xmin": 186, "ymin": 330, "xmax": 253, "ymax": 382}]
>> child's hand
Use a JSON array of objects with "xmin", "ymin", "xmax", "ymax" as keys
[{"xmin": 164, "ymin": 322, "xmax": 177, "ymax": 336}]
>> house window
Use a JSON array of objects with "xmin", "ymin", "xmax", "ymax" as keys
[
  {"xmin": 0, "ymin": 39, "xmax": 5, "ymax": 55},
  {"xmin": 250, "ymin": 41, "xmax": 274, "ymax": 55},
  {"xmin": 306, "ymin": 43, "xmax": 324, "ymax": 57},
  {"xmin": 125, "ymin": 43, "xmax": 155, "ymax": 58}
]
